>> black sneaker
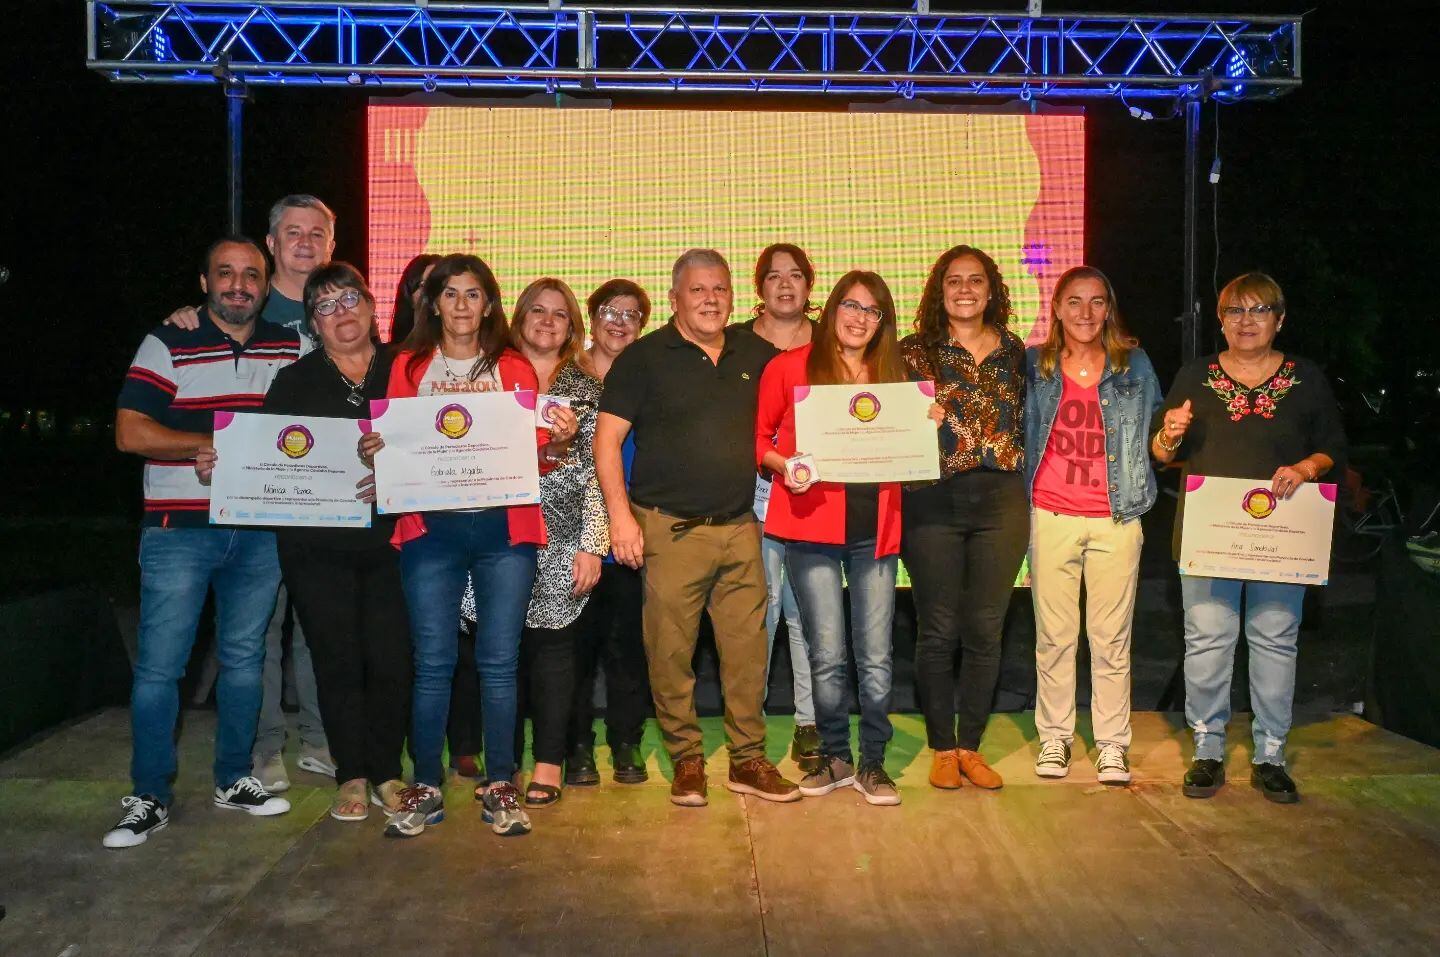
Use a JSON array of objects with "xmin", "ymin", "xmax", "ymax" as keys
[
  {"xmin": 102, "ymin": 795, "xmax": 169, "ymax": 848},
  {"xmin": 565, "ymin": 745, "xmax": 600, "ymax": 787},
  {"xmin": 1182, "ymin": 758, "xmax": 1225, "ymax": 798},
  {"xmin": 214, "ymin": 776, "xmax": 291, "ymax": 816},
  {"xmin": 1251, "ymin": 762, "xmax": 1299, "ymax": 804},
  {"xmin": 791, "ymin": 724, "xmax": 823, "ymax": 773},
  {"xmin": 612, "ymin": 741, "xmax": 649, "ymax": 784}
]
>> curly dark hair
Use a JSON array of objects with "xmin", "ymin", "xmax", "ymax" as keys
[{"xmin": 914, "ymin": 244, "xmax": 1012, "ymax": 345}]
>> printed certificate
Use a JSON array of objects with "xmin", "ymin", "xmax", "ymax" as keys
[
  {"xmin": 1179, "ymin": 474, "xmax": 1337, "ymax": 585},
  {"xmin": 793, "ymin": 381, "xmax": 940, "ymax": 483},
  {"xmin": 210, "ymin": 412, "xmax": 371, "ymax": 528},
  {"xmin": 369, "ymin": 392, "xmax": 541, "ymax": 514}
]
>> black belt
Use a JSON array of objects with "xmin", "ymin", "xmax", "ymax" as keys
[{"xmin": 637, "ymin": 502, "xmax": 754, "ymax": 533}]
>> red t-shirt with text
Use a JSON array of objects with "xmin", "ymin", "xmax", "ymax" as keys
[{"xmin": 1031, "ymin": 375, "xmax": 1113, "ymax": 518}]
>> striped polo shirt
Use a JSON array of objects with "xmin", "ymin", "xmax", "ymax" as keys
[{"xmin": 118, "ymin": 310, "xmax": 300, "ymax": 527}]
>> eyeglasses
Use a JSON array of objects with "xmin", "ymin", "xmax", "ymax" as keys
[
  {"xmin": 1222, "ymin": 303, "xmax": 1278, "ymax": 320},
  {"xmin": 315, "ymin": 289, "xmax": 363, "ymax": 317},
  {"xmin": 597, "ymin": 305, "xmax": 643, "ymax": 326},
  {"xmin": 838, "ymin": 299, "xmax": 885, "ymax": 324}
]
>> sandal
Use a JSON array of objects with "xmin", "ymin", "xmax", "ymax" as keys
[
  {"xmin": 523, "ymin": 782, "xmax": 562, "ymax": 808},
  {"xmin": 330, "ymin": 778, "xmax": 370, "ymax": 822}
]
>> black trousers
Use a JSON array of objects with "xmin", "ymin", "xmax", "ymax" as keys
[
  {"xmin": 515, "ymin": 620, "xmax": 581, "ymax": 767},
  {"xmin": 278, "ymin": 539, "xmax": 412, "ymax": 784},
  {"xmin": 569, "ymin": 563, "xmax": 652, "ymax": 750},
  {"xmin": 902, "ymin": 471, "xmax": 1030, "ymax": 752}
]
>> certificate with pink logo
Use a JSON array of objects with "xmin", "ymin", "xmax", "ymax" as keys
[
  {"xmin": 792, "ymin": 381, "xmax": 940, "ymax": 483},
  {"xmin": 368, "ymin": 392, "xmax": 540, "ymax": 514},
  {"xmin": 210, "ymin": 412, "xmax": 373, "ymax": 527},
  {"xmin": 1179, "ymin": 475, "xmax": 1337, "ymax": 584}
]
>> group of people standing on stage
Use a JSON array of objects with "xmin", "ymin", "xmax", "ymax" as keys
[{"xmin": 103, "ymin": 191, "xmax": 1346, "ymax": 850}]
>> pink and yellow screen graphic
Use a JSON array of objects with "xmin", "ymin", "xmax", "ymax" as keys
[{"xmin": 367, "ymin": 106, "xmax": 1084, "ymax": 344}]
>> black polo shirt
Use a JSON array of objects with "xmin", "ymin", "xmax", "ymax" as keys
[{"xmin": 600, "ymin": 321, "xmax": 779, "ymax": 518}]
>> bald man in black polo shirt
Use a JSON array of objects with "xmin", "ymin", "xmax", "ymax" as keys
[{"xmin": 595, "ymin": 248, "xmax": 800, "ymax": 807}]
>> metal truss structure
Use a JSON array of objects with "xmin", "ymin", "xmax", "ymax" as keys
[{"xmin": 88, "ymin": 2, "xmax": 1301, "ymax": 101}]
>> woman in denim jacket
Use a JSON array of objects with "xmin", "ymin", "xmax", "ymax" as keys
[{"xmin": 1024, "ymin": 266, "xmax": 1161, "ymax": 784}]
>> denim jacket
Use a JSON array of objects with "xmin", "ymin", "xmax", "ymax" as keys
[{"xmin": 1024, "ymin": 345, "xmax": 1163, "ymax": 523}]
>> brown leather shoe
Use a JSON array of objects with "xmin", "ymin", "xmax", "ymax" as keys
[
  {"xmin": 670, "ymin": 755, "xmax": 708, "ymax": 807},
  {"xmin": 957, "ymin": 749, "xmax": 1004, "ymax": 789},
  {"xmin": 929, "ymin": 748, "xmax": 964, "ymax": 789},
  {"xmin": 726, "ymin": 756, "xmax": 801, "ymax": 803}
]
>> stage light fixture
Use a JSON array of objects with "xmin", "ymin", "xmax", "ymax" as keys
[
  {"xmin": 1215, "ymin": 34, "xmax": 1291, "ymax": 101},
  {"xmin": 98, "ymin": 10, "xmax": 170, "ymax": 62}
]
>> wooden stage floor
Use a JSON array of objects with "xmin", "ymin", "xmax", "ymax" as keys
[{"xmin": 3, "ymin": 708, "xmax": 1439, "ymax": 956}]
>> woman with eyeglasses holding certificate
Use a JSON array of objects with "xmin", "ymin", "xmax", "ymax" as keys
[
  {"xmin": 1153, "ymin": 272, "xmax": 1346, "ymax": 805},
  {"xmin": 755, "ymin": 271, "xmax": 936, "ymax": 807}
]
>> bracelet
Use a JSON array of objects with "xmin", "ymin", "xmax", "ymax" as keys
[
  {"xmin": 1296, "ymin": 460, "xmax": 1318, "ymax": 482},
  {"xmin": 1154, "ymin": 428, "xmax": 1181, "ymax": 453}
]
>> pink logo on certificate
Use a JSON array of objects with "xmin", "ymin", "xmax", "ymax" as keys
[
  {"xmin": 541, "ymin": 400, "xmax": 563, "ymax": 423},
  {"xmin": 276, "ymin": 424, "xmax": 314, "ymax": 459},
  {"xmin": 1242, "ymin": 487, "xmax": 1277, "ymax": 519},
  {"xmin": 791, "ymin": 463, "xmax": 813, "ymax": 485},
  {"xmin": 849, "ymin": 391, "xmax": 881, "ymax": 423},
  {"xmin": 436, "ymin": 403, "xmax": 473, "ymax": 439}
]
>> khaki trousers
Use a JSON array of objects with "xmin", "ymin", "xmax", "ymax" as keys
[
  {"xmin": 1029, "ymin": 509, "xmax": 1143, "ymax": 747},
  {"xmin": 635, "ymin": 507, "xmax": 770, "ymax": 763}
]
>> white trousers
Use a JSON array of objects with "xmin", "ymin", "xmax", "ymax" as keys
[{"xmin": 1029, "ymin": 509, "xmax": 1143, "ymax": 747}]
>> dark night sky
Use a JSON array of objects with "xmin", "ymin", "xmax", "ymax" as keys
[{"xmin": 3, "ymin": 1, "xmax": 1435, "ymax": 447}]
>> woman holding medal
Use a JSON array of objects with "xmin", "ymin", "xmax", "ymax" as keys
[
  {"xmin": 358, "ymin": 253, "xmax": 578, "ymax": 838},
  {"xmin": 1153, "ymin": 272, "xmax": 1345, "ymax": 804},
  {"xmin": 1024, "ymin": 266, "xmax": 1162, "ymax": 785},
  {"xmin": 458, "ymin": 277, "xmax": 608, "ymax": 808},
  {"xmin": 755, "ymin": 271, "xmax": 932, "ymax": 806},
  {"xmin": 196, "ymin": 262, "xmax": 411, "ymax": 824},
  {"xmin": 740, "ymin": 243, "xmax": 821, "ymax": 772},
  {"xmin": 901, "ymin": 245, "xmax": 1029, "ymax": 792}
]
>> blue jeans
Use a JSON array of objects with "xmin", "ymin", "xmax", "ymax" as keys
[
  {"xmin": 762, "ymin": 536, "xmax": 814, "ymax": 725},
  {"xmin": 132, "ymin": 527, "xmax": 281, "ymax": 804},
  {"xmin": 785, "ymin": 540, "xmax": 897, "ymax": 765},
  {"xmin": 400, "ymin": 510, "xmax": 537, "ymax": 787},
  {"xmin": 1180, "ymin": 573, "xmax": 1305, "ymax": 765}
]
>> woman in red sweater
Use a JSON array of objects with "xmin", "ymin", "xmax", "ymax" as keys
[
  {"xmin": 755, "ymin": 270, "xmax": 933, "ymax": 807},
  {"xmin": 358, "ymin": 254, "xmax": 576, "ymax": 839}
]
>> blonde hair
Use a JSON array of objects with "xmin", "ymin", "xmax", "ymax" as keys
[
  {"xmin": 1036, "ymin": 265, "xmax": 1137, "ymax": 379},
  {"xmin": 511, "ymin": 277, "xmax": 591, "ymax": 377}
]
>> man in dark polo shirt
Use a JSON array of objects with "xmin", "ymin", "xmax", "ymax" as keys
[{"xmin": 596, "ymin": 248, "xmax": 799, "ymax": 807}]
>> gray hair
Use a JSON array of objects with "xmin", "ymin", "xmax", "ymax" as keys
[
  {"xmin": 670, "ymin": 248, "xmax": 731, "ymax": 291},
  {"xmin": 267, "ymin": 194, "xmax": 337, "ymax": 237}
]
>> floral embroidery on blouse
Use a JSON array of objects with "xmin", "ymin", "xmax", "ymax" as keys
[{"xmin": 1205, "ymin": 360, "xmax": 1300, "ymax": 421}]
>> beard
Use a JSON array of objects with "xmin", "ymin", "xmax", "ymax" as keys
[{"xmin": 209, "ymin": 292, "xmax": 263, "ymax": 328}]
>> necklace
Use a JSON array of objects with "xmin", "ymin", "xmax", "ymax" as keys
[
  {"xmin": 761, "ymin": 315, "xmax": 809, "ymax": 352},
  {"xmin": 323, "ymin": 349, "xmax": 376, "ymax": 407},
  {"xmin": 1065, "ymin": 349, "xmax": 1103, "ymax": 378},
  {"xmin": 440, "ymin": 350, "xmax": 485, "ymax": 382}
]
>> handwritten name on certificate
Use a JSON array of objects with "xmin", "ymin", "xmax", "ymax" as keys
[
  {"xmin": 793, "ymin": 381, "xmax": 941, "ymax": 484},
  {"xmin": 369, "ymin": 392, "xmax": 541, "ymax": 515},
  {"xmin": 1179, "ymin": 475, "xmax": 1337, "ymax": 585},
  {"xmin": 210, "ymin": 412, "xmax": 372, "ymax": 528}
]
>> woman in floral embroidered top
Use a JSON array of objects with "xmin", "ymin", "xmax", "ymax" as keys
[
  {"xmin": 900, "ymin": 245, "xmax": 1029, "ymax": 792},
  {"xmin": 1153, "ymin": 272, "xmax": 1346, "ymax": 805}
]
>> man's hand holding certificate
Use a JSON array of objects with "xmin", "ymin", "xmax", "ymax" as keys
[
  {"xmin": 209, "ymin": 412, "xmax": 373, "ymax": 528},
  {"xmin": 793, "ymin": 381, "xmax": 940, "ymax": 484},
  {"xmin": 368, "ymin": 392, "xmax": 541, "ymax": 514}
]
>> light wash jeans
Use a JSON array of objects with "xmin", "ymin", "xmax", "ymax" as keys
[
  {"xmin": 785, "ymin": 540, "xmax": 896, "ymax": 765},
  {"xmin": 131, "ymin": 527, "xmax": 281, "ymax": 804},
  {"xmin": 253, "ymin": 585, "xmax": 328, "ymax": 757},
  {"xmin": 762, "ymin": 535, "xmax": 814, "ymax": 725},
  {"xmin": 1180, "ymin": 573, "xmax": 1305, "ymax": 765}
]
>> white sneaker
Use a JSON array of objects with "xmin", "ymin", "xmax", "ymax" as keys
[
  {"xmin": 1034, "ymin": 739, "xmax": 1071, "ymax": 778},
  {"xmin": 253, "ymin": 751, "xmax": 290, "ymax": 793},
  {"xmin": 215, "ymin": 776, "xmax": 291, "ymax": 816},
  {"xmin": 297, "ymin": 746, "xmax": 338, "ymax": 778},
  {"xmin": 102, "ymin": 795, "xmax": 169, "ymax": 848},
  {"xmin": 1095, "ymin": 744, "xmax": 1132, "ymax": 785}
]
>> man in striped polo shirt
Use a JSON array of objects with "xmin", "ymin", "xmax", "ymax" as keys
[{"xmin": 103, "ymin": 236, "xmax": 301, "ymax": 849}]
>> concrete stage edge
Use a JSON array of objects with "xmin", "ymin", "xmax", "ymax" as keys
[{"xmin": 3, "ymin": 709, "xmax": 1439, "ymax": 956}]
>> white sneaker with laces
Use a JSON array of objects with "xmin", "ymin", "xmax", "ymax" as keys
[
  {"xmin": 297, "ymin": 745, "xmax": 338, "ymax": 778},
  {"xmin": 1034, "ymin": 739, "xmax": 1071, "ymax": 778},
  {"xmin": 215, "ymin": 776, "xmax": 291, "ymax": 815},
  {"xmin": 1095, "ymin": 743, "xmax": 1132, "ymax": 784}
]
